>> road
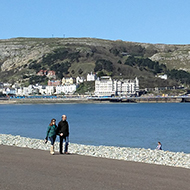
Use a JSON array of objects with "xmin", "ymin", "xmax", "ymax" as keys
[{"xmin": 0, "ymin": 145, "xmax": 189, "ymax": 190}]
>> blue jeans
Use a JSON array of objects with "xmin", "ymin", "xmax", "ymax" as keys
[
  {"xmin": 59, "ymin": 136, "xmax": 69, "ymax": 153},
  {"xmin": 49, "ymin": 136, "xmax": 56, "ymax": 145}
]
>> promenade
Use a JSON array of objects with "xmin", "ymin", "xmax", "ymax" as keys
[
  {"xmin": 1, "ymin": 95, "xmax": 190, "ymax": 104},
  {"xmin": 1, "ymin": 145, "xmax": 189, "ymax": 190}
]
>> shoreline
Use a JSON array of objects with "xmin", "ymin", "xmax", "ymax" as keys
[
  {"xmin": 0, "ymin": 98, "xmax": 96, "ymax": 104},
  {"xmin": 1, "ymin": 134, "xmax": 190, "ymax": 169},
  {"xmin": 0, "ymin": 97, "xmax": 185, "ymax": 104}
]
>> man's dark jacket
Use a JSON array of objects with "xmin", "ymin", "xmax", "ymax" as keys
[{"xmin": 57, "ymin": 120, "xmax": 69, "ymax": 138}]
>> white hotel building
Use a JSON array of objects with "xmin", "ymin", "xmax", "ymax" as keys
[
  {"xmin": 95, "ymin": 76, "xmax": 139, "ymax": 96},
  {"xmin": 55, "ymin": 84, "xmax": 76, "ymax": 95}
]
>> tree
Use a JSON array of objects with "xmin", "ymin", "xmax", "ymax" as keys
[
  {"xmin": 94, "ymin": 59, "xmax": 113, "ymax": 72},
  {"xmin": 167, "ymin": 69, "xmax": 190, "ymax": 85},
  {"xmin": 97, "ymin": 71, "xmax": 106, "ymax": 77},
  {"xmin": 125, "ymin": 56, "xmax": 165, "ymax": 74},
  {"xmin": 29, "ymin": 75, "xmax": 47, "ymax": 85}
]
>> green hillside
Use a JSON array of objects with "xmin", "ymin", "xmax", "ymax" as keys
[{"xmin": 1, "ymin": 37, "xmax": 190, "ymax": 88}]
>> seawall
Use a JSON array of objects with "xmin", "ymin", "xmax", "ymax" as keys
[{"xmin": 1, "ymin": 134, "xmax": 190, "ymax": 169}]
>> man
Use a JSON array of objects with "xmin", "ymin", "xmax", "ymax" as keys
[{"xmin": 57, "ymin": 115, "xmax": 69, "ymax": 154}]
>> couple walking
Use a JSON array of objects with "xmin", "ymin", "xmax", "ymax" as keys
[{"xmin": 45, "ymin": 115, "xmax": 69, "ymax": 155}]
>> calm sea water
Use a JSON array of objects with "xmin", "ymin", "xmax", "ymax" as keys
[{"xmin": 0, "ymin": 103, "xmax": 190, "ymax": 153}]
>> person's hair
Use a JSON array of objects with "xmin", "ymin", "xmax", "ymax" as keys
[
  {"xmin": 62, "ymin": 115, "xmax": 67, "ymax": 120},
  {"xmin": 158, "ymin": 141, "xmax": 161, "ymax": 145},
  {"xmin": 50, "ymin": 118, "xmax": 56, "ymax": 126}
]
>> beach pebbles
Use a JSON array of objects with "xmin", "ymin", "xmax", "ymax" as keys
[{"xmin": 1, "ymin": 134, "xmax": 190, "ymax": 169}]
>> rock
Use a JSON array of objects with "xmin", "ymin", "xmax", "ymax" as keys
[{"xmin": 0, "ymin": 134, "xmax": 190, "ymax": 169}]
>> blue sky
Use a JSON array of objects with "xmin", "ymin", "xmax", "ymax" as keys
[{"xmin": 1, "ymin": 0, "xmax": 190, "ymax": 44}]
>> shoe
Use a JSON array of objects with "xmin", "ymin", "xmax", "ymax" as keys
[
  {"xmin": 64, "ymin": 152, "xmax": 69, "ymax": 154},
  {"xmin": 60, "ymin": 152, "xmax": 63, "ymax": 154},
  {"xmin": 50, "ymin": 145, "xmax": 54, "ymax": 155}
]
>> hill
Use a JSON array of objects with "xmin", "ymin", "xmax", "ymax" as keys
[{"xmin": 1, "ymin": 37, "xmax": 190, "ymax": 88}]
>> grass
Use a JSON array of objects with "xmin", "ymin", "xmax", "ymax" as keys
[
  {"xmin": 69, "ymin": 62, "xmax": 95, "ymax": 77},
  {"xmin": 1, "ymin": 37, "xmax": 190, "ymax": 88}
]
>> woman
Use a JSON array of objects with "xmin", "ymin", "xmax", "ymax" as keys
[
  {"xmin": 156, "ymin": 141, "xmax": 162, "ymax": 150},
  {"xmin": 45, "ymin": 118, "xmax": 57, "ymax": 155}
]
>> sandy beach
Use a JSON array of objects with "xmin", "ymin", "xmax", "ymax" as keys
[{"xmin": 0, "ymin": 145, "xmax": 190, "ymax": 190}]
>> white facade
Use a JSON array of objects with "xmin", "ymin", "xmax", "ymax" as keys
[
  {"xmin": 36, "ymin": 86, "xmax": 55, "ymax": 95},
  {"xmin": 156, "ymin": 74, "xmax": 167, "ymax": 80},
  {"xmin": 15, "ymin": 84, "xmax": 76, "ymax": 96},
  {"xmin": 16, "ymin": 85, "xmax": 39, "ymax": 96},
  {"xmin": 76, "ymin": 76, "xmax": 85, "ymax": 84},
  {"xmin": 55, "ymin": 84, "xmax": 76, "ymax": 95},
  {"xmin": 16, "ymin": 88, "xmax": 23, "ymax": 96},
  {"xmin": 22, "ymin": 85, "xmax": 33, "ymax": 96},
  {"xmin": 87, "ymin": 72, "xmax": 97, "ymax": 81},
  {"xmin": 45, "ymin": 86, "xmax": 56, "ymax": 95},
  {"xmin": 38, "ymin": 86, "xmax": 46, "ymax": 95},
  {"xmin": 116, "ymin": 78, "xmax": 139, "ymax": 96},
  {"xmin": 95, "ymin": 76, "xmax": 115, "ymax": 96},
  {"xmin": 3, "ymin": 83, "xmax": 11, "ymax": 87},
  {"xmin": 95, "ymin": 76, "xmax": 139, "ymax": 96},
  {"xmin": 3, "ymin": 88, "xmax": 16, "ymax": 95}
]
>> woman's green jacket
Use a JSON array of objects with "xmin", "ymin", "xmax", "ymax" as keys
[{"xmin": 46, "ymin": 125, "xmax": 57, "ymax": 138}]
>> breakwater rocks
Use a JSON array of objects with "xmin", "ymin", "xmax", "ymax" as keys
[{"xmin": 1, "ymin": 134, "xmax": 190, "ymax": 169}]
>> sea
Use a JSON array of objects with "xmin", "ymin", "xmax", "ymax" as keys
[{"xmin": 0, "ymin": 103, "xmax": 190, "ymax": 153}]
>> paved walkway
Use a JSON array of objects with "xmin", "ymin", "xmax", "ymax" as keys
[{"xmin": 0, "ymin": 145, "xmax": 189, "ymax": 190}]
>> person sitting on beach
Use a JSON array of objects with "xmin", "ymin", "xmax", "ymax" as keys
[
  {"xmin": 156, "ymin": 141, "xmax": 162, "ymax": 150},
  {"xmin": 57, "ymin": 115, "xmax": 70, "ymax": 154},
  {"xmin": 45, "ymin": 118, "xmax": 57, "ymax": 155}
]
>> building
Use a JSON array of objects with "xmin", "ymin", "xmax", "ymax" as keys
[
  {"xmin": 95, "ymin": 76, "xmax": 139, "ymax": 96},
  {"xmin": 16, "ymin": 85, "xmax": 39, "ymax": 96},
  {"xmin": 62, "ymin": 77, "xmax": 74, "ymax": 85},
  {"xmin": 156, "ymin": 74, "xmax": 167, "ymax": 80},
  {"xmin": 46, "ymin": 70, "xmax": 56, "ymax": 78},
  {"xmin": 3, "ymin": 83, "xmax": 11, "ymax": 87},
  {"xmin": 76, "ymin": 76, "xmax": 85, "ymax": 84},
  {"xmin": 55, "ymin": 84, "xmax": 76, "ymax": 95},
  {"xmin": 0, "ymin": 82, "xmax": 4, "ymax": 88},
  {"xmin": 115, "ymin": 78, "xmax": 139, "ymax": 96},
  {"xmin": 48, "ymin": 80, "xmax": 61, "ymax": 86},
  {"xmin": 3, "ymin": 88, "xmax": 16, "ymax": 95},
  {"xmin": 37, "ymin": 70, "xmax": 44, "ymax": 76},
  {"xmin": 87, "ymin": 72, "xmax": 97, "ymax": 81},
  {"xmin": 37, "ymin": 70, "xmax": 56, "ymax": 78},
  {"xmin": 19, "ymin": 86, "xmax": 33, "ymax": 96},
  {"xmin": 44, "ymin": 86, "xmax": 56, "ymax": 95},
  {"xmin": 95, "ymin": 76, "xmax": 115, "ymax": 96},
  {"xmin": 38, "ymin": 86, "xmax": 47, "ymax": 95}
]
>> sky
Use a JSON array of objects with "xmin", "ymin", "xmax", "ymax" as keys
[{"xmin": 1, "ymin": 0, "xmax": 190, "ymax": 44}]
